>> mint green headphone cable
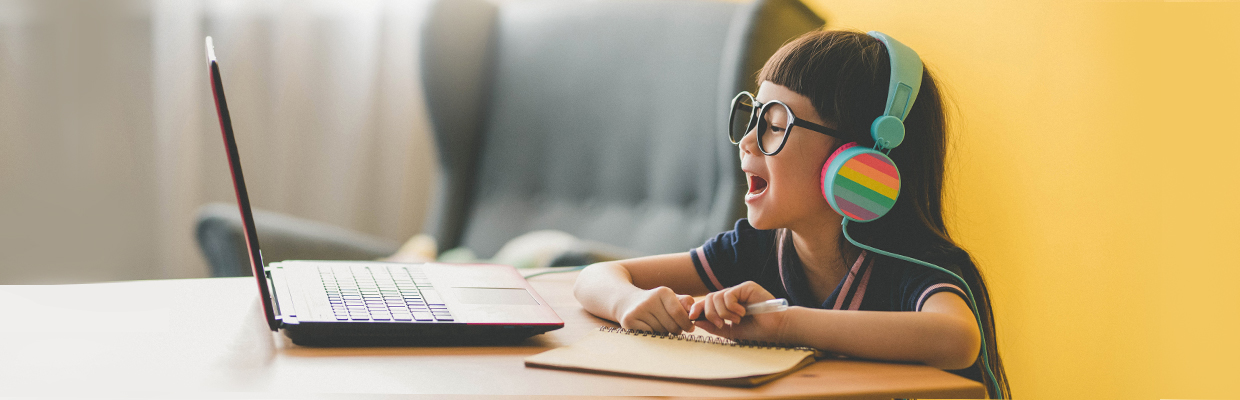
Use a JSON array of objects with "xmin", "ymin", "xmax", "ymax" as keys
[{"xmin": 841, "ymin": 219, "xmax": 1003, "ymax": 399}]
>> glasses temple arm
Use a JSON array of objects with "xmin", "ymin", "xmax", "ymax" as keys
[{"xmin": 795, "ymin": 119, "xmax": 862, "ymax": 143}]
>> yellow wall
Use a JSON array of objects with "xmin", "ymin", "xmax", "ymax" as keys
[{"xmin": 802, "ymin": 1, "xmax": 1240, "ymax": 398}]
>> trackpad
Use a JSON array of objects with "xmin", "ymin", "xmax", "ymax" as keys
[{"xmin": 453, "ymin": 287, "xmax": 538, "ymax": 305}]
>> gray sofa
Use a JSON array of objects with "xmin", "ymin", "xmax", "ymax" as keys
[{"xmin": 196, "ymin": 0, "xmax": 824, "ymax": 277}]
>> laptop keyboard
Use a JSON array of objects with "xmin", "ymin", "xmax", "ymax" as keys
[{"xmin": 318, "ymin": 265, "xmax": 454, "ymax": 322}]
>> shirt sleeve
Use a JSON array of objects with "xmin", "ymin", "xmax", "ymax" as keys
[
  {"xmin": 687, "ymin": 219, "xmax": 778, "ymax": 292},
  {"xmin": 898, "ymin": 259, "xmax": 971, "ymax": 312}
]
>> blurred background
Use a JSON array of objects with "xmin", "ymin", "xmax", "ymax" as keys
[
  {"xmin": 1, "ymin": 0, "xmax": 1238, "ymax": 398},
  {"xmin": 0, "ymin": 0, "xmax": 435, "ymax": 283}
]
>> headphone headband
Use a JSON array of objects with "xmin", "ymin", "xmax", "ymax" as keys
[{"xmin": 866, "ymin": 31, "xmax": 923, "ymax": 149}]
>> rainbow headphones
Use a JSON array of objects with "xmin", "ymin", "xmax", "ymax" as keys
[{"xmin": 821, "ymin": 31, "xmax": 922, "ymax": 222}]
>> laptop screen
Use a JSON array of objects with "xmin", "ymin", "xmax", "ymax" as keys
[{"xmin": 206, "ymin": 36, "xmax": 280, "ymax": 331}]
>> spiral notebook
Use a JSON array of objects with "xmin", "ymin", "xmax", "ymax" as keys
[{"xmin": 525, "ymin": 327, "xmax": 822, "ymax": 387}]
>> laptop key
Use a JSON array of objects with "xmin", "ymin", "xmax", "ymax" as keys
[{"xmin": 412, "ymin": 312, "xmax": 434, "ymax": 321}]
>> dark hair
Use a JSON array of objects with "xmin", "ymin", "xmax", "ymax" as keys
[{"xmin": 758, "ymin": 30, "xmax": 1010, "ymax": 398}]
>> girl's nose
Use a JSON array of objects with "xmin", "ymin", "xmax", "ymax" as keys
[{"xmin": 738, "ymin": 126, "xmax": 761, "ymax": 158}]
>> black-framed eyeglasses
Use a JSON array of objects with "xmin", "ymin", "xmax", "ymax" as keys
[{"xmin": 727, "ymin": 91, "xmax": 851, "ymax": 156}]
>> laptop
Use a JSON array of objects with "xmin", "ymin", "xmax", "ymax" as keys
[{"xmin": 205, "ymin": 37, "xmax": 564, "ymax": 346}]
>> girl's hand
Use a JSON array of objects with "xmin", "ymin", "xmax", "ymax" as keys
[
  {"xmin": 615, "ymin": 286, "xmax": 696, "ymax": 334},
  {"xmin": 688, "ymin": 281, "xmax": 789, "ymax": 343}
]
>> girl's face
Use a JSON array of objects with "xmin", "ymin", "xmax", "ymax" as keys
[{"xmin": 741, "ymin": 81, "xmax": 842, "ymax": 231}]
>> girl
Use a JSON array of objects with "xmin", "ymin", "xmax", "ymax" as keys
[{"xmin": 573, "ymin": 30, "xmax": 1009, "ymax": 397}]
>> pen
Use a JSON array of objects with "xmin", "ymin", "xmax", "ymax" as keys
[{"xmin": 694, "ymin": 298, "xmax": 788, "ymax": 321}]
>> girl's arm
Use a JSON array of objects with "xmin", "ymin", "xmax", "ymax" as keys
[
  {"xmin": 573, "ymin": 253, "xmax": 711, "ymax": 334},
  {"xmin": 691, "ymin": 281, "xmax": 981, "ymax": 370},
  {"xmin": 786, "ymin": 293, "xmax": 981, "ymax": 370}
]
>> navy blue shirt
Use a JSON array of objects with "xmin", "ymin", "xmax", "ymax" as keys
[{"xmin": 687, "ymin": 219, "xmax": 982, "ymax": 382}]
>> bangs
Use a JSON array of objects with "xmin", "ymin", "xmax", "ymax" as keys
[{"xmin": 757, "ymin": 30, "xmax": 889, "ymax": 138}]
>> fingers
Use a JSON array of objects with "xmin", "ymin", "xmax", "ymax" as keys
[
  {"xmin": 637, "ymin": 314, "xmax": 672, "ymax": 334},
  {"xmin": 678, "ymin": 294, "xmax": 695, "ymax": 314},
  {"xmin": 733, "ymin": 281, "xmax": 775, "ymax": 303},
  {"xmin": 618, "ymin": 283, "xmax": 772, "ymax": 335},
  {"xmin": 701, "ymin": 282, "xmax": 773, "ymax": 328},
  {"xmin": 707, "ymin": 291, "xmax": 730, "ymax": 327},
  {"xmin": 648, "ymin": 287, "xmax": 690, "ymax": 334},
  {"xmin": 722, "ymin": 288, "xmax": 746, "ymax": 322},
  {"xmin": 650, "ymin": 309, "xmax": 681, "ymax": 334},
  {"xmin": 622, "ymin": 316, "xmax": 654, "ymax": 333},
  {"xmin": 687, "ymin": 298, "xmax": 704, "ymax": 320},
  {"xmin": 646, "ymin": 296, "xmax": 681, "ymax": 334},
  {"xmin": 619, "ymin": 287, "xmax": 694, "ymax": 334},
  {"xmin": 662, "ymin": 294, "xmax": 694, "ymax": 333},
  {"xmin": 693, "ymin": 318, "xmax": 740, "ymax": 339},
  {"xmin": 693, "ymin": 282, "xmax": 779, "ymax": 342}
]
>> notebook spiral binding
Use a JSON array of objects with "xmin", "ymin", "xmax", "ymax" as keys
[{"xmin": 597, "ymin": 326, "xmax": 816, "ymax": 352}]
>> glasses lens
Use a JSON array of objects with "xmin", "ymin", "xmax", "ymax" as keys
[
  {"xmin": 728, "ymin": 94, "xmax": 756, "ymax": 144},
  {"xmin": 757, "ymin": 103, "xmax": 792, "ymax": 155}
]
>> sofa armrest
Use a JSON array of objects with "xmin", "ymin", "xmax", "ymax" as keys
[{"xmin": 194, "ymin": 203, "xmax": 401, "ymax": 277}]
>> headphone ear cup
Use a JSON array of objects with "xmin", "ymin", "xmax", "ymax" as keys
[{"xmin": 821, "ymin": 145, "xmax": 901, "ymax": 222}]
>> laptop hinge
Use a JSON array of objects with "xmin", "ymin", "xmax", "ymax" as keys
[{"xmin": 267, "ymin": 270, "xmax": 281, "ymax": 318}]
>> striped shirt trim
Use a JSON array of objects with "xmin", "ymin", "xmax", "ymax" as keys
[
  {"xmin": 846, "ymin": 259, "xmax": 874, "ymax": 311},
  {"xmin": 915, "ymin": 283, "xmax": 965, "ymax": 311},
  {"xmin": 776, "ymin": 230, "xmax": 788, "ymax": 295},
  {"xmin": 832, "ymin": 251, "xmax": 870, "ymax": 310},
  {"xmin": 691, "ymin": 246, "xmax": 725, "ymax": 291}
]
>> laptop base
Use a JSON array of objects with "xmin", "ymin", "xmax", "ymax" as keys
[{"xmin": 283, "ymin": 321, "xmax": 560, "ymax": 347}]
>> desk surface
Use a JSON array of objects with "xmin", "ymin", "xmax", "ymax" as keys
[{"xmin": 0, "ymin": 270, "xmax": 984, "ymax": 399}]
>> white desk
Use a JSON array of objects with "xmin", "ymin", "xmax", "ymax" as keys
[{"xmin": 0, "ymin": 271, "xmax": 984, "ymax": 398}]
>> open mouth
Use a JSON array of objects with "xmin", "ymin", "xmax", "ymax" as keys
[{"xmin": 748, "ymin": 174, "xmax": 768, "ymax": 196}]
